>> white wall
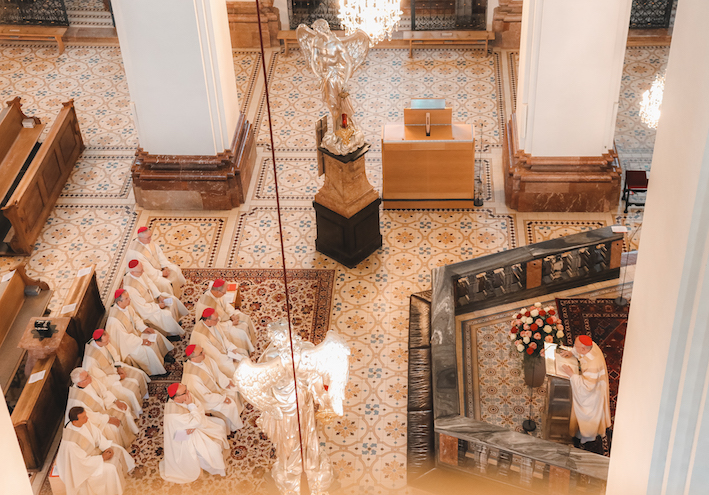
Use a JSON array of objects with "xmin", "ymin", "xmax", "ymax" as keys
[
  {"xmin": 112, "ymin": 0, "xmax": 240, "ymax": 156},
  {"xmin": 0, "ymin": 386, "xmax": 33, "ymax": 495},
  {"xmin": 607, "ymin": 0, "xmax": 709, "ymax": 492},
  {"xmin": 486, "ymin": 0, "xmax": 499, "ymax": 31},
  {"xmin": 516, "ymin": 0, "xmax": 631, "ymax": 157}
]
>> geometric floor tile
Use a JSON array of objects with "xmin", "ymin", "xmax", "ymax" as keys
[
  {"xmin": 143, "ymin": 217, "xmax": 229, "ymax": 268},
  {"xmin": 613, "ymin": 208, "xmax": 644, "ymax": 252},
  {"xmin": 60, "ymin": 153, "xmax": 134, "ymax": 199},
  {"xmin": 255, "ymin": 48, "xmax": 506, "ymax": 152},
  {"xmin": 524, "ymin": 219, "xmax": 607, "ymax": 245}
]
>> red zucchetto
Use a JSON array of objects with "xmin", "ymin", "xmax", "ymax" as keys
[
  {"xmin": 579, "ymin": 335, "xmax": 593, "ymax": 347},
  {"xmin": 92, "ymin": 329, "xmax": 104, "ymax": 340},
  {"xmin": 114, "ymin": 288, "xmax": 125, "ymax": 299},
  {"xmin": 167, "ymin": 383, "xmax": 180, "ymax": 397},
  {"xmin": 128, "ymin": 260, "xmax": 139, "ymax": 269},
  {"xmin": 185, "ymin": 344, "xmax": 196, "ymax": 356},
  {"xmin": 137, "ymin": 227, "xmax": 149, "ymax": 234},
  {"xmin": 212, "ymin": 279, "xmax": 225, "ymax": 288},
  {"xmin": 201, "ymin": 308, "xmax": 215, "ymax": 319}
]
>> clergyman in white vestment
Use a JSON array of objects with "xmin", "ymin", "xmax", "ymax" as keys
[
  {"xmin": 182, "ymin": 344, "xmax": 244, "ymax": 431},
  {"xmin": 126, "ymin": 226, "xmax": 186, "ymax": 297},
  {"xmin": 66, "ymin": 368, "xmax": 139, "ymax": 449},
  {"xmin": 106, "ymin": 288, "xmax": 174, "ymax": 376},
  {"xmin": 561, "ymin": 335, "xmax": 612, "ymax": 448},
  {"xmin": 57, "ymin": 406, "xmax": 135, "ymax": 495},
  {"xmin": 122, "ymin": 259, "xmax": 187, "ymax": 338},
  {"xmin": 189, "ymin": 308, "xmax": 248, "ymax": 377},
  {"xmin": 159, "ymin": 383, "xmax": 229, "ymax": 483},
  {"xmin": 194, "ymin": 278, "xmax": 257, "ymax": 353},
  {"xmin": 82, "ymin": 328, "xmax": 148, "ymax": 415}
]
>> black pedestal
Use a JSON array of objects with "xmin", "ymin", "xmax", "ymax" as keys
[{"xmin": 313, "ymin": 198, "xmax": 382, "ymax": 268}]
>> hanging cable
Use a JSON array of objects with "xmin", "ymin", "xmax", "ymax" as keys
[{"xmin": 254, "ymin": 1, "xmax": 306, "ymax": 475}]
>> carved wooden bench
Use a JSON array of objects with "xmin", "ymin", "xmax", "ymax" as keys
[
  {"xmin": 402, "ymin": 30, "xmax": 495, "ymax": 57},
  {"xmin": 0, "ymin": 97, "xmax": 84, "ymax": 254},
  {"xmin": 0, "ymin": 25, "xmax": 68, "ymax": 54}
]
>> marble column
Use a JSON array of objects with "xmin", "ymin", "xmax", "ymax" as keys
[
  {"xmin": 504, "ymin": 0, "xmax": 632, "ymax": 211},
  {"xmin": 112, "ymin": 0, "xmax": 256, "ymax": 209},
  {"xmin": 0, "ymin": 386, "xmax": 33, "ymax": 495},
  {"xmin": 607, "ymin": 1, "xmax": 709, "ymax": 492}
]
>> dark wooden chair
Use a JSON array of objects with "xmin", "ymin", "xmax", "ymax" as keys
[{"xmin": 622, "ymin": 170, "xmax": 649, "ymax": 212}]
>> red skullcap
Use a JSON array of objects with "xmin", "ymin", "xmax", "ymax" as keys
[
  {"xmin": 185, "ymin": 344, "xmax": 196, "ymax": 356},
  {"xmin": 202, "ymin": 307, "xmax": 215, "ymax": 319},
  {"xmin": 579, "ymin": 335, "xmax": 593, "ymax": 347},
  {"xmin": 167, "ymin": 383, "xmax": 180, "ymax": 398},
  {"xmin": 92, "ymin": 329, "xmax": 105, "ymax": 340},
  {"xmin": 128, "ymin": 259, "xmax": 139, "ymax": 269},
  {"xmin": 212, "ymin": 279, "xmax": 225, "ymax": 288},
  {"xmin": 137, "ymin": 227, "xmax": 149, "ymax": 234},
  {"xmin": 114, "ymin": 288, "xmax": 125, "ymax": 300}
]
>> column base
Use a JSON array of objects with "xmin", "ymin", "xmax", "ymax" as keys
[
  {"xmin": 227, "ymin": 0, "xmax": 280, "ymax": 49},
  {"xmin": 503, "ymin": 115, "xmax": 621, "ymax": 212},
  {"xmin": 314, "ymin": 199, "xmax": 382, "ymax": 268},
  {"xmin": 131, "ymin": 114, "xmax": 256, "ymax": 210},
  {"xmin": 491, "ymin": 0, "xmax": 523, "ymax": 49}
]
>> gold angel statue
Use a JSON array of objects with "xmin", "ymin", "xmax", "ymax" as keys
[
  {"xmin": 296, "ymin": 19, "xmax": 370, "ymax": 155},
  {"xmin": 233, "ymin": 320, "xmax": 351, "ymax": 495}
]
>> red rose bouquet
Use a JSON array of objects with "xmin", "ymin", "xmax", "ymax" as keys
[{"xmin": 509, "ymin": 302, "xmax": 565, "ymax": 358}]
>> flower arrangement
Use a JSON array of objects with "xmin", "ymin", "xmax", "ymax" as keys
[{"xmin": 509, "ymin": 302, "xmax": 564, "ymax": 358}]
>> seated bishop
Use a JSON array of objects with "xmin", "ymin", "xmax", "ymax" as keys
[
  {"xmin": 56, "ymin": 406, "xmax": 135, "ymax": 495},
  {"xmin": 190, "ymin": 308, "xmax": 248, "ymax": 377},
  {"xmin": 159, "ymin": 383, "xmax": 229, "ymax": 483},
  {"xmin": 107, "ymin": 288, "xmax": 175, "ymax": 377},
  {"xmin": 127, "ymin": 226, "xmax": 186, "ymax": 297},
  {"xmin": 194, "ymin": 278, "xmax": 257, "ymax": 354},
  {"xmin": 67, "ymin": 368, "xmax": 139, "ymax": 449},
  {"xmin": 123, "ymin": 259, "xmax": 188, "ymax": 339},
  {"xmin": 182, "ymin": 344, "xmax": 243, "ymax": 432},
  {"xmin": 83, "ymin": 329, "xmax": 148, "ymax": 416}
]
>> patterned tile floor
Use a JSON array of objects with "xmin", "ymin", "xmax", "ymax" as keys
[{"xmin": 1, "ymin": 41, "xmax": 655, "ymax": 494}]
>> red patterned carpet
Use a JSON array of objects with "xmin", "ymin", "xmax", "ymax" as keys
[{"xmin": 555, "ymin": 298, "xmax": 630, "ymax": 425}]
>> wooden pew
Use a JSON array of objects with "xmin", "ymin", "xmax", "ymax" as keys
[
  {"xmin": 59, "ymin": 264, "xmax": 105, "ymax": 351},
  {"xmin": 0, "ymin": 97, "xmax": 84, "ymax": 254},
  {"xmin": 0, "ymin": 263, "xmax": 51, "ymax": 393},
  {"xmin": 11, "ymin": 355, "xmax": 68, "ymax": 471},
  {"xmin": 402, "ymin": 30, "xmax": 495, "ymax": 57},
  {"xmin": 0, "ymin": 25, "xmax": 68, "ymax": 54}
]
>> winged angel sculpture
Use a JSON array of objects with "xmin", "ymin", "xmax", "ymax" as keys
[
  {"xmin": 297, "ymin": 19, "xmax": 370, "ymax": 155},
  {"xmin": 233, "ymin": 320, "xmax": 351, "ymax": 495}
]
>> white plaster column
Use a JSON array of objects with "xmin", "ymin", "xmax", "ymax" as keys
[
  {"xmin": 607, "ymin": 0, "xmax": 709, "ymax": 493},
  {"xmin": 0, "ymin": 386, "xmax": 33, "ymax": 495},
  {"xmin": 516, "ymin": 0, "xmax": 632, "ymax": 156},
  {"xmin": 112, "ymin": 0, "xmax": 240, "ymax": 156}
]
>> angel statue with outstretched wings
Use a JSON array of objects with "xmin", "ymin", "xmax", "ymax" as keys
[
  {"xmin": 296, "ymin": 19, "xmax": 370, "ymax": 155},
  {"xmin": 233, "ymin": 320, "xmax": 351, "ymax": 495}
]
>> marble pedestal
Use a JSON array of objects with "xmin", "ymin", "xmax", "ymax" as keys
[
  {"xmin": 313, "ymin": 143, "xmax": 382, "ymax": 267},
  {"xmin": 131, "ymin": 114, "xmax": 256, "ymax": 210},
  {"xmin": 503, "ymin": 116, "xmax": 622, "ymax": 212}
]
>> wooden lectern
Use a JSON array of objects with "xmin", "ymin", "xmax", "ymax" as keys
[
  {"xmin": 382, "ymin": 99, "xmax": 475, "ymax": 208},
  {"xmin": 542, "ymin": 343, "xmax": 579, "ymax": 443}
]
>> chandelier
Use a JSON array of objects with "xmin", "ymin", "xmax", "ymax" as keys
[
  {"xmin": 338, "ymin": 0, "xmax": 402, "ymax": 45},
  {"xmin": 639, "ymin": 72, "xmax": 665, "ymax": 129}
]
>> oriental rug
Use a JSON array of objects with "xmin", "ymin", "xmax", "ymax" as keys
[{"xmin": 556, "ymin": 298, "xmax": 630, "ymax": 427}]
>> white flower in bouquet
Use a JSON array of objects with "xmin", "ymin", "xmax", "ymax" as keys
[
  {"xmin": 530, "ymin": 309, "xmax": 539, "ymax": 317},
  {"xmin": 534, "ymin": 302, "xmax": 542, "ymax": 308},
  {"xmin": 556, "ymin": 330, "xmax": 564, "ymax": 338},
  {"xmin": 526, "ymin": 317, "xmax": 533, "ymax": 324},
  {"xmin": 509, "ymin": 333, "xmax": 517, "ymax": 340},
  {"xmin": 544, "ymin": 325, "xmax": 552, "ymax": 333},
  {"xmin": 516, "ymin": 344, "xmax": 525, "ymax": 352},
  {"xmin": 523, "ymin": 336, "xmax": 530, "ymax": 344}
]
